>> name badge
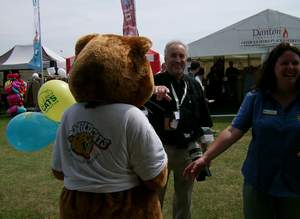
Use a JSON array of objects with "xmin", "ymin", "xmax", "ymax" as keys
[
  {"xmin": 174, "ymin": 111, "xmax": 180, "ymax": 120},
  {"xmin": 263, "ymin": 109, "xmax": 277, "ymax": 115}
]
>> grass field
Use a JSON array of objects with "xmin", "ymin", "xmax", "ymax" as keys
[{"xmin": 0, "ymin": 116, "xmax": 251, "ymax": 219}]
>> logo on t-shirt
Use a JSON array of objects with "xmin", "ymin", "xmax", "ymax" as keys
[{"xmin": 68, "ymin": 121, "xmax": 112, "ymax": 159}]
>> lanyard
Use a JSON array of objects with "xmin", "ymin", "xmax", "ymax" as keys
[{"xmin": 170, "ymin": 81, "xmax": 187, "ymax": 111}]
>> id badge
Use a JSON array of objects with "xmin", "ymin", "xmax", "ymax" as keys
[{"xmin": 174, "ymin": 111, "xmax": 180, "ymax": 120}]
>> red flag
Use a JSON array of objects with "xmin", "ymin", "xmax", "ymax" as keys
[{"xmin": 120, "ymin": 0, "xmax": 138, "ymax": 36}]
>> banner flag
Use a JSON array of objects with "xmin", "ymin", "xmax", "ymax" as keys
[
  {"xmin": 31, "ymin": 0, "xmax": 43, "ymax": 72},
  {"xmin": 120, "ymin": 0, "xmax": 139, "ymax": 36}
]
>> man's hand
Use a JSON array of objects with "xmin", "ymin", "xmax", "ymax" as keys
[{"xmin": 153, "ymin": 85, "xmax": 172, "ymax": 101}]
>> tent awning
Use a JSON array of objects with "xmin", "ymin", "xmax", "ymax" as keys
[
  {"xmin": 188, "ymin": 9, "xmax": 300, "ymax": 58},
  {"xmin": 0, "ymin": 45, "xmax": 66, "ymax": 71}
]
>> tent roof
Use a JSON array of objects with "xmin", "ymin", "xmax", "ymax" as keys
[
  {"xmin": 0, "ymin": 45, "xmax": 66, "ymax": 70},
  {"xmin": 188, "ymin": 9, "xmax": 300, "ymax": 58}
]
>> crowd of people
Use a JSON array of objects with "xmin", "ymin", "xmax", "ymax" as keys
[
  {"xmin": 185, "ymin": 58, "xmax": 259, "ymax": 109},
  {"xmin": 183, "ymin": 42, "xmax": 300, "ymax": 219},
  {"xmin": 147, "ymin": 41, "xmax": 300, "ymax": 219},
  {"xmin": 1, "ymin": 41, "xmax": 300, "ymax": 219}
]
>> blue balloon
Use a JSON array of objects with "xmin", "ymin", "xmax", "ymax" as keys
[{"xmin": 6, "ymin": 112, "xmax": 59, "ymax": 152}]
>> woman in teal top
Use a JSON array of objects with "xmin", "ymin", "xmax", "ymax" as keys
[{"xmin": 184, "ymin": 42, "xmax": 300, "ymax": 219}]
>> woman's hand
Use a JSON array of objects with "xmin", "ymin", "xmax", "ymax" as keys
[
  {"xmin": 183, "ymin": 155, "xmax": 209, "ymax": 180},
  {"xmin": 183, "ymin": 126, "xmax": 244, "ymax": 180},
  {"xmin": 153, "ymin": 85, "xmax": 172, "ymax": 101}
]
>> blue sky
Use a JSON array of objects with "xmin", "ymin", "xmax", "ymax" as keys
[{"xmin": 0, "ymin": 0, "xmax": 299, "ymax": 57}]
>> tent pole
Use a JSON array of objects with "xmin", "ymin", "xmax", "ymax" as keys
[
  {"xmin": 39, "ymin": 46, "xmax": 43, "ymax": 84},
  {"xmin": 36, "ymin": 0, "xmax": 44, "ymax": 84}
]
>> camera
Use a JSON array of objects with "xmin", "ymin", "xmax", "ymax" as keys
[{"xmin": 187, "ymin": 141, "xmax": 211, "ymax": 181}]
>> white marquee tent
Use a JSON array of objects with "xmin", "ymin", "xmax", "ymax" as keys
[
  {"xmin": 188, "ymin": 9, "xmax": 300, "ymax": 59},
  {"xmin": 0, "ymin": 45, "xmax": 66, "ymax": 71}
]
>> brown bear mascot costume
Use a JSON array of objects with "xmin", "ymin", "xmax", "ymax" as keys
[{"xmin": 51, "ymin": 34, "xmax": 168, "ymax": 219}]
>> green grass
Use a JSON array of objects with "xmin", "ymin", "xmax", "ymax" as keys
[{"xmin": 0, "ymin": 116, "xmax": 250, "ymax": 219}]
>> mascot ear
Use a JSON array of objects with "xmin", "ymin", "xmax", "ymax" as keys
[
  {"xmin": 127, "ymin": 36, "xmax": 152, "ymax": 58},
  {"xmin": 75, "ymin": 33, "xmax": 99, "ymax": 56}
]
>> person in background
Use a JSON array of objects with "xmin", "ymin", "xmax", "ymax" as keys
[
  {"xmin": 188, "ymin": 61, "xmax": 205, "ymax": 92},
  {"xmin": 206, "ymin": 59, "xmax": 224, "ymax": 102},
  {"xmin": 25, "ymin": 73, "xmax": 42, "ymax": 110},
  {"xmin": 184, "ymin": 42, "xmax": 300, "ymax": 219},
  {"xmin": 188, "ymin": 61, "xmax": 215, "ymax": 148},
  {"xmin": 146, "ymin": 40, "xmax": 212, "ymax": 219},
  {"xmin": 225, "ymin": 61, "xmax": 240, "ymax": 100}
]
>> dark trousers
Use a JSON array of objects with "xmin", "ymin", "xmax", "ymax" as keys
[{"xmin": 243, "ymin": 183, "xmax": 300, "ymax": 219}]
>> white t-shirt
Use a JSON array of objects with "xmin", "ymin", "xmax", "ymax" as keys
[{"xmin": 52, "ymin": 103, "xmax": 167, "ymax": 193}]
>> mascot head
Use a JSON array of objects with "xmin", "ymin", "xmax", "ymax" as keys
[{"xmin": 69, "ymin": 34, "xmax": 154, "ymax": 107}]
